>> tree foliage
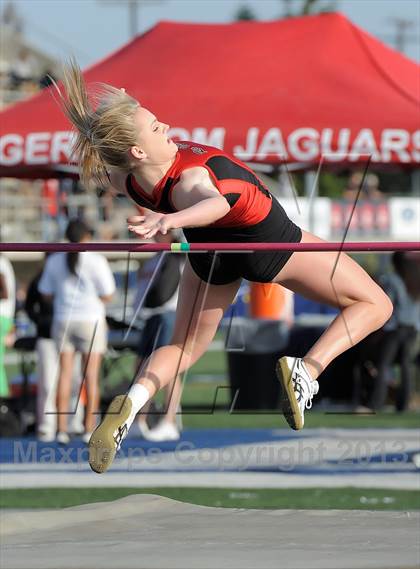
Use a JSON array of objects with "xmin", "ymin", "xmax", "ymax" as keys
[
  {"xmin": 282, "ymin": 0, "xmax": 337, "ymax": 18},
  {"xmin": 235, "ymin": 5, "xmax": 257, "ymax": 21}
]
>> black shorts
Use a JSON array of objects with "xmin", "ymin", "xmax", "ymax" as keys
[{"xmin": 183, "ymin": 198, "xmax": 302, "ymax": 285}]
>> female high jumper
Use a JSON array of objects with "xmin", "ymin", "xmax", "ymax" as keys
[{"xmin": 54, "ymin": 61, "xmax": 393, "ymax": 473}]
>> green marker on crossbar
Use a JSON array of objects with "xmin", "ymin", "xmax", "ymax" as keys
[{"xmin": 170, "ymin": 243, "xmax": 190, "ymax": 252}]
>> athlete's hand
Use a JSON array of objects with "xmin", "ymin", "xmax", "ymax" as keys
[{"xmin": 127, "ymin": 212, "xmax": 174, "ymax": 239}]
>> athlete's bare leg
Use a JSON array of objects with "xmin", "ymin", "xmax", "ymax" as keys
[
  {"xmin": 134, "ymin": 261, "xmax": 241, "ymax": 398},
  {"xmin": 89, "ymin": 261, "xmax": 240, "ymax": 472},
  {"xmin": 135, "ymin": 357, "xmax": 182, "ymax": 428},
  {"xmin": 56, "ymin": 351, "xmax": 75, "ymax": 434},
  {"xmin": 273, "ymin": 230, "xmax": 393, "ymax": 380},
  {"xmin": 163, "ymin": 374, "xmax": 183, "ymax": 423}
]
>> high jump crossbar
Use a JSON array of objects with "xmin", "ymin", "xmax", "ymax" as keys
[{"xmin": 0, "ymin": 242, "xmax": 419, "ymax": 253}]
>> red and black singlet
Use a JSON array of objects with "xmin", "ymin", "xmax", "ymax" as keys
[
  {"xmin": 125, "ymin": 141, "xmax": 302, "ymax": 285},
  {"xmin": 125, "ymin": 141, "xmax": 273, "ymax": 228}
]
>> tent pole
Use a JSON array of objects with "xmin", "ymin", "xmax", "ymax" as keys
[{"xmin": 304, "ymin": 170, "xmax": 318, "ymax": 233}]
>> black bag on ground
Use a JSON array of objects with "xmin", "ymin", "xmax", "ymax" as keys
[{"xmin": 0, "ymin": 398, "xmax": 23, "ymax": 437}]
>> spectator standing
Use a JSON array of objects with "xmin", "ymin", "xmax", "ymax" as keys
[
  {"xmin": 25, "ymin": 254, "xmax": 84, "ymax": 441},
  {"xmin": 365, "ymin": 174, "xmax": 385, "ymax": 201},
  {"xmin": 0, "ymin": 254, "xmax": 16, "ymax": 398},
  {"xmin": 369, "ymin": 253, "xmax": 419, "ymax": 411},
  {"xmin": 343, "ymin": 171, "xmax": 385, "ymax": 202},
  {"xmin": 38, "ymin": 220, "xmax": 115, "ymax": 443},
  {"xmin": 342, "ymin": 171, "xmax": 364, "ymax": 202}
]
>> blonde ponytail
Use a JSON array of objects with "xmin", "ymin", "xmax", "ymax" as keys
[{"xmin": 52, "ymin": 58, "xmax": 139, "ymax": 190}]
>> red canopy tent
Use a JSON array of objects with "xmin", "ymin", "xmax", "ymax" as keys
[{"xmin": 0, "ymin": 12, "xmax": 419, "ymax": 178}]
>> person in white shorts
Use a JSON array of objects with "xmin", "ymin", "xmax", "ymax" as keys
[
  {"xmin": 38, "ymin": 219, "xmax": 115, "ymax": 444},
  {"xmin": 25, "ymin": 256, "xmax": 85, "ymax": 442}
]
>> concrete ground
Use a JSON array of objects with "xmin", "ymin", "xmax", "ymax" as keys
[{"xmin": 1, "ymin": 495, "xmax": 419, "ymax": 569}]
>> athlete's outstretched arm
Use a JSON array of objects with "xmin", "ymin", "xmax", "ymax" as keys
[
  {"xmin": 170, "ymin": 188, "xmax": 230, "ymax": 227},
  {"xmin": 127, "ymin": 168, "xmax": 230, "ymax": 238},
  {"xmin": 127, "ymin": 193, "xmax": 229, "ymax": 238}
]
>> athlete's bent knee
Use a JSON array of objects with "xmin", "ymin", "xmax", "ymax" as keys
[
  {"xmin": 382, "ymin": 292, "xmax": 394, "ymax": 323},
  {"xmin": 374, "ymin": 291, "xmax": 393, "ymax": 329}
]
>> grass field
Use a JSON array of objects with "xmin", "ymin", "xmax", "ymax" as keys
[
  {"xmin": 1, "ymin": 487, "xmax": 419, "ymax": 511},
  {"xmin": 6, "ymin": 347, "xmax": 420, "ymax": 430}
]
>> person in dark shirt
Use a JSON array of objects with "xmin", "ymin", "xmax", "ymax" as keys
[{"xmin": 369, "ymin": 252, "xmax": 419, "ymax": 411}]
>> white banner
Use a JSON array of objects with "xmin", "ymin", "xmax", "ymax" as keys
[
  {"xmin": 390, "ymin": 198, "xmax": 420, "ymax": 240},
  {"xmin": 277, "ymin": 197, "xmax": 331, "ymax": 239},
  {"xmin": 1, "ymin": 127, "xmax": 419, "ymax": 166}
]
